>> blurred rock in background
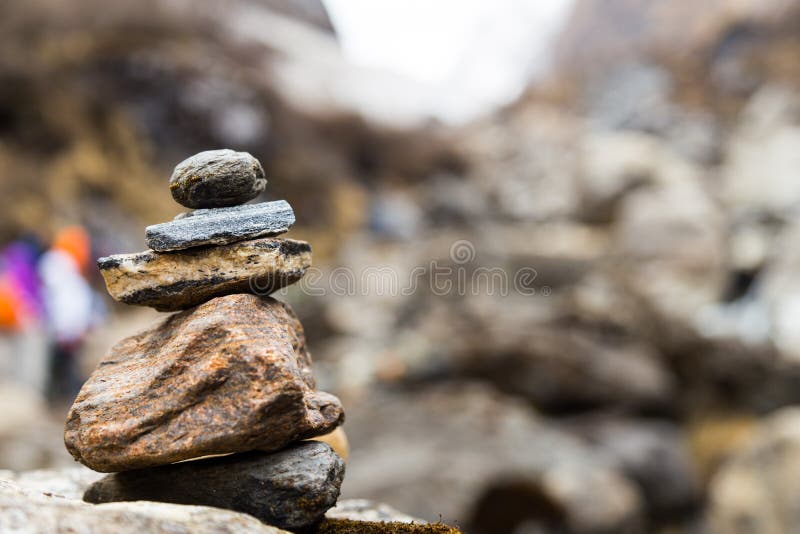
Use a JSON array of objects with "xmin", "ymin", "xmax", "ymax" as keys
[{"xmin": 3, "ymin": 0, "xmax": 800, "ymax": 532}]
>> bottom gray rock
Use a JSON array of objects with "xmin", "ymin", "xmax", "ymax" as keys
[
  {"xmin": 84, "ymin": 442, "xmax": 345, "ymax": 530},
  {"xmin": 0, "ymin": 479, "xmax": 288, "ymax": 534}
]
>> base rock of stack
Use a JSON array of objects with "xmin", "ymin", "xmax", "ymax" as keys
[
  {"xmin": 98, "ymin": 238, "xmax": 311, "ymax": 311},
  {"xmin": 0, "ymin": 479, "xmax": 290, "ymax": 534},
  {"xmin": 64, "ymin": 294, "xmax": 344, "ymax": 472},
  {"xmin": 146, "ymin": 201, "xmax": 296, "ymax": 252},
  {"xmin": 84, "ymin": 442, "xmax": 345, "ymax": 531}
]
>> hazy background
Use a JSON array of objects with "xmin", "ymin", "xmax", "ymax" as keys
[{"xmin": 2, "ymin": 0, "xmax": 800, "ymax": 532}]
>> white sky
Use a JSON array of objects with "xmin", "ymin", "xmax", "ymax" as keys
[{"xmin": 322, "ymin": 0, "xmax": 573, "ymax": 122}]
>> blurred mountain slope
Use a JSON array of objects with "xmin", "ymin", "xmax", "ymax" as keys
[
  {"xmin": 0, "ymin": 0, "xmax": 458, "ymax": 249},
  {"xmin": 554, "ymin": 0, "xmax": 800, "ymax": 114}
]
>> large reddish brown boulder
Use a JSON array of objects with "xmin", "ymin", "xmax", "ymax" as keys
[{"xmin": 64, "ymin": 294, "xmax": 344, "ymax": 472}]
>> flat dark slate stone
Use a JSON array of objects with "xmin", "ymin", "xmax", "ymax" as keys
[
  {"xmin": 146, "ymin": 200, "xmax": 296, "ymax": 252},
  {"xmin": 83, "ymin": 442, "xmax": 345, "ymax": 530}
]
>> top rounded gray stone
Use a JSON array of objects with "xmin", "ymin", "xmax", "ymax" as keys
[{"xmin": 169, "ymin": 149, "xmax": 267, "ymax": 209}]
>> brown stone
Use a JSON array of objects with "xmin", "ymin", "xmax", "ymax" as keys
[{"xmin": 64, "ymin": 294, "xmax": 344, "ymax": 472}]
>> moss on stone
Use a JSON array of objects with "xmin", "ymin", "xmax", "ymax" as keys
[{"xmin": 311, "ymin": 519, "xmax": 462, "ymax": 534}]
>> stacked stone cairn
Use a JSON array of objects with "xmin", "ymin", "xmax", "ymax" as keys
[{"xmin": 64, "ymin": 149, "xmax": 347, "ymax": 531}]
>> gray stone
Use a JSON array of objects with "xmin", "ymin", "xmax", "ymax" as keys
[
  {"xmin": 169, "ymin": 149, "xmax": 267, "ymax": 209},
  {"xmin": 146, "ymin": 201, "xmax": 295, "ymax": 252},
  {"xmin": 98, "ymin": 237, "xmax": 311, "ymax": 311},
  {"xmin": 1, "ymin": 466, "xmax": 103, "ymax": 500},
  {"xmin": 0, "ymin": 477, "xmax": 289, "ymax": 533},
  {"xmin": 84, "ymin": 442, "xmax": 345, "ymax": 531}
]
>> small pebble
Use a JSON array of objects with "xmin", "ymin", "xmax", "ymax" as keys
[{"xmin": 170, "ymin": 149, "xmax": 266, "ymax": 208}]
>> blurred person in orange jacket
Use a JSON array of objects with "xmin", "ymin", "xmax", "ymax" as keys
[
  {"xmin": 38, "ymin": 226, "xmax": 103, "ymax": 403},
  {"xmin": 0, "ymin": 240, "xmax": 43, "ymax": 331},
  {"xmin": 0, "ymin": 280, "xmax": 22, "ymax": 331}
]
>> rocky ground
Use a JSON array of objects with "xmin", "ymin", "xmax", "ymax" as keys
[
  {"xmin": 0, "ymin": 466, "xmax": 457, "ymax": 533},
  {"xmin": 3, "ymin": 0, "xmax": 800, "ymax": 532}
]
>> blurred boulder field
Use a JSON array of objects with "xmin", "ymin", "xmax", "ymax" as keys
[{"xmin": 4, "ymin": 0, "xmax": 800, "ymax": 532}]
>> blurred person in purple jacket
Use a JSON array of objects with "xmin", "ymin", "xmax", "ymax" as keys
[{"xmin": 0, "ymin": 238, "xmax": 48, "ymax": 394}]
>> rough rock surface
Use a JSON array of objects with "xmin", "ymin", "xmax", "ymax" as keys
[
  {"xmin": 169, "ymin": 149, "xmax": 267, "ymax": 209},
  {"xmin": 84, "ymin": 442, "xmax": 345, "ymax": 530},
  {"xmin": 0, "ymin": 478, "xmax": 289, "ymax": 534},
  {"xmin": 98, "ymin": 237, "xmax": 311, "ymax": 311},
  {"xmin": 146, "ymin": 200, "xmax": 296, "ymax": 252},
  {"xmin": 0, "ymin": 470, "xmax": 432, "ymax": 534},
  {"xmin": 64, "ymin": 294, "xmax": 344, "ymax": 472},
  {"xmin": 0, "ymin": 466, "xmax": 103, "ymax": 500}
]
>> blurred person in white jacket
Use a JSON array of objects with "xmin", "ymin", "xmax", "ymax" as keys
[{"xmin": 38, "ymin": 226, "xmax": 102, "ymax": 403}]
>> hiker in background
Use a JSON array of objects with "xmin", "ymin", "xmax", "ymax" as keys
[
  {"xmin": 0, "ymin": 238, "xmax": 48, "ymax": 393},
  {"xmin": 0, "ymin": 241, "xmax": 42, "ymax": 331},
  {"xmin": 38, "ymin": 226, "xmax": 103, "ymax": 403}
]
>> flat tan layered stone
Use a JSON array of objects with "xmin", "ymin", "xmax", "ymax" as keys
[
  {"xmin": 64, "ymin": 294, "xmax": 344, "ymax": 472},
  {"xmin": 97, "ymin": 238, "xmax": 311, "ymax": 311}
]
